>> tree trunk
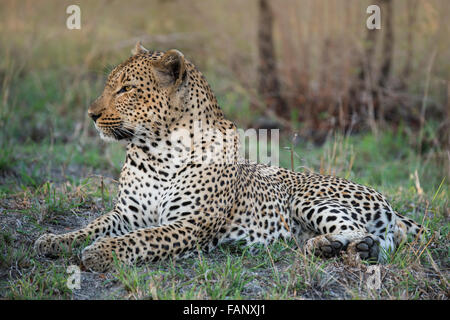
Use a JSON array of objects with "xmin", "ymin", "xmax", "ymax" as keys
[
  {"xmin": 257, "ymin": 0, "xmax": 288, "ymax": 119},
  {"xmin": 347, "ymin": 5, "xmax": 379, "ymax": 128},
  {"xmin": 399, "ymin": 0, "xmax": 418, "ymax": 88},
  {"xmin": 378, "ymin": 0, "xmax": 394, "ymax": 89}
]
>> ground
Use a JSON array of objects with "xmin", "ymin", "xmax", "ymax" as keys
[{"xmin": 0, "ymin": 129, "xmax": 448, "ymax": 300}]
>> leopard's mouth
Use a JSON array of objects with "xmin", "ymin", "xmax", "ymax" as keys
[
  {"xmin": 111, "ymin": 127, "xmax": 135, "ymax": 140},
  {"xmin": 95, "ymin": 123, "xmax": 135, "ymax": 141}
]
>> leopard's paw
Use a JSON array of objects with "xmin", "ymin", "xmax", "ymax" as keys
[
  {"xmin": 81, "ymin": 240, "xmax": 114, "ymax": 273},
  {"xmin": 304, "ymin": 235, "xmax": 346, "ymax": 258},
  {"xmin": 34, "ymin": 233, "xmax": 72, "ymax": 257},
  {"xmin": 348, "ymin": 235, "xmax": 380, "ymax": 262}
]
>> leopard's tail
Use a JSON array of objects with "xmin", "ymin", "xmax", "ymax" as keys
[{"xmin": 393, "ymin": 211, "xmax": 425, "ymax": 246}]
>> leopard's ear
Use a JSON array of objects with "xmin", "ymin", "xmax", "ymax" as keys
[
  {"xmin": 132, "ymin": 41, "xmax": 149, "ymax": 55},
  {"xmin": 154, "ymin": 49, "xmax": 186, "ymax": 87}
]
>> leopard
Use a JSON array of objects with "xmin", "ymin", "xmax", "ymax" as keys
[{"xmin": 34, "ymin": 42, "xmax": 422, "ymax": 272}]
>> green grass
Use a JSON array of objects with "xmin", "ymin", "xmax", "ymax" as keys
[{"xmin": 5, "ymin": 263, "xmax": 73, "ymax": 300}]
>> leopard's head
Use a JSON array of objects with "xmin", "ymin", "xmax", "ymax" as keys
[{"xmin": 88, "ymin": 42, "xmax": 191, "ymax": 142}]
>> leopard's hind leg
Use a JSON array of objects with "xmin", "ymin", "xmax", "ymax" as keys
[{"xmin": 291, "ymin": 198, "xmax": 396, "ymax": 262}]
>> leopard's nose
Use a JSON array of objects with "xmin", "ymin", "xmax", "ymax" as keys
[{"xmin": 89, "ymin": 111, "xmax": 102, "ymax": 123}]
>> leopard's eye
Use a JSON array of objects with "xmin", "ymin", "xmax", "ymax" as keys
[{"xmin": 117, "ymin": 85, "xmax": 134, "ymax": 94}]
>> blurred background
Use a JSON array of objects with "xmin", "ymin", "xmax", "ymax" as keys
[{"xmin": 0, "ymin": 0, "xmax": 449, "ymax": 197}]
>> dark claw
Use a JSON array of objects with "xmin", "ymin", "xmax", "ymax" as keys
[
  {"xmin": 321, "ymin": 245, "xmax": 332, "ymax": 254},
  {"xmin": 359, "ymin": 251, "xmax": 369, "ymax": 259},
  {"xmin": 364, "ymin": 236, "xmax": 374, "ymax": 246},
  {"xmin": 370, "ymin": 244, "xmax": 379, "ymax": 259},
  {"xmin": 356, "ymin": 242, "xmax": 369, "ymax": 251},
  {"xmin": 331, "ymin": 241, "xmax": 343, "ymax": 250}
]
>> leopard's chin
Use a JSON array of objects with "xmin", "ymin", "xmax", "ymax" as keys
[
  {"xmin": 94, "ymin": 124, "xmax": 115, "ymax": 142},
  {"xmin": 98, "ymin": 131, "xmax": 118, "ymax": 142}
]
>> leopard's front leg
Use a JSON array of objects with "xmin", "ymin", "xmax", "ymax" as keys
[
  {"xmin": 34, "ymin": 209, "xmax": 132, "ymax": 257},
  {"xmin": 81, "ymin": 211, "xmax": 225, "ymax": 272}
]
